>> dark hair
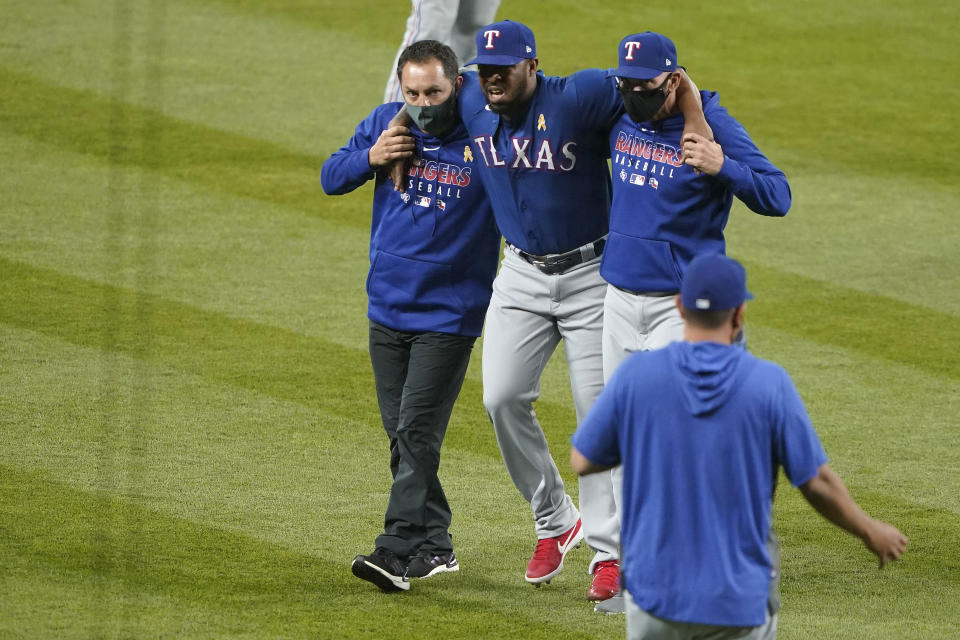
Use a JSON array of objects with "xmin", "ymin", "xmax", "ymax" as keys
[
  {"xmin": 682, "ymin": 306, "xmax": 736, "ymax": 329},
  {"xmin": 396, "ymin": 40, "xmax": 459, "ymax": 85}
]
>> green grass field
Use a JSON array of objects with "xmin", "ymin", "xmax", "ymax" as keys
[{"xmin": 2, "ymin": 1, "xmax": 958, "ymax": 638}]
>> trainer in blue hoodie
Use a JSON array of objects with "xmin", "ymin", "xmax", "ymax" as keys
[
  {"xmin": 321, "ymin": 40, "xmax": 500, "ymax": 593},
  {"xmin": 601, "ymin": 32, "xmax": 792, "ymax": 379},
  {"xmin": 571, "ymin": 254, "xmax": 908, "ymax": 637}
]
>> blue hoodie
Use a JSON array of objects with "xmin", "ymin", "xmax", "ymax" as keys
[
  {"xmin": 321, "ymin": 103, "xmax": 500, "ymax": 337},
  {"xmin": 602, "ymin": 91, "xmax": 791, "ymax": 292},
  {"xmin": 572, "ymin": 341, "xmax": 827, "ymax": 627}
]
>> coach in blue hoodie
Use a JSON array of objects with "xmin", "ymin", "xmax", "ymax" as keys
[
  {"xmin": 601, "ymin": 31, "xmax": 792, "ymax": 380},
  {"xmin": 321, "ymin": 40, "xmax": 500, "ymax": 592},
  {"xmin": 571, "ymin": 254, "xmax": 907, "ymax": 638}
]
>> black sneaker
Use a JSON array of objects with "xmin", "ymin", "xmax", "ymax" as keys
[
  {"xmin": 406, "ymin": 551, "xmax": 459, "ymax": 578},
  {"xmin": 351, "ymin": 547, "xmax": 409, "ymax": 592}
]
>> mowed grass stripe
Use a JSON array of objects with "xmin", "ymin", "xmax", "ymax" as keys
[
  {"xmin": 1, "ymin": 253, "xmax": 955, "ymax": 398},
  {"xmin": 0, "ymin": 66, "xmax": 363, "ymax": 229},
  {"xmin": 0, "ymin": 465, "xmax": 331, "ymax": 635},
  {"xmin": 0, "ymin": 465, "xmax": 618, "ymax": 639},
  {"xmin": 0, "ymin": 257, "xmax": 527, "ymax": 461},
  {"xmin": 745, "ymin": 262, "xmax": 960, "ymax": 381},
  {"xmin": 5, "ymin": 71, "xmax": 956, "ymax": 384}
]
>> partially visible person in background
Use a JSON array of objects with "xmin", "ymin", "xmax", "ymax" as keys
[{"xmin": 384, "ymin": 0, "xmax": 501, "ymax": 103}]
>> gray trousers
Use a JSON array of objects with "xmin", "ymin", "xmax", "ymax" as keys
[
  {"xmin": 625, "ymin": 589, "xmax": 778, "ymax": 640},
  {"xmin": 369, "ymin": 320, "xmax": 476, "ymax": 558},
  {"xmin": 482, "ymin": 249, "xmax": 615, "ymax": 569},
  {"xmin": 383, "ymin": 0, "xmax": 502, "ymax": 102},
  {"xmin": 622, "ymin": 521, "xmax": 783, "ymax": 640},
  {"xmin": 602, "ymin": 285, "xmax": 684, "ymax": 379},
  {"xmin": 590, "ymin": 286, "xmax": 686, "ymax": 573}
]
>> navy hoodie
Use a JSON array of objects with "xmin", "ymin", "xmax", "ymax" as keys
[
  {"xmin": 321, "ymin": 103, "xmax": 500, "ymax": 337},
  {"xmin": 603, "ymin": 91, "xmax": 791, "ymax": 293}
]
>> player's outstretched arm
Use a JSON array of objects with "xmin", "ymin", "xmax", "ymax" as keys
[
  {"xmin": 799, "ymin": 463, "xmax": 909, "ymax": 569},
  {"xmin": 676, "ymin": 70, "xmax": 713, "ymax": 142}
]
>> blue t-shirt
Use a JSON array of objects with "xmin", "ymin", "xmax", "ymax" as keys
[
  {"xmin": 571, "ymin": 341, "xmax": 827, "ymax": 627},
  {"xmin": 458, "ymin": 69, "xmax": 621, "ymax": 255}
]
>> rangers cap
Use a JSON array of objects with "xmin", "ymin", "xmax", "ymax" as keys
[
  {"xmin": 466, "ymin": 20, "xmax": 537, "ymax": 66},
  {"xmin": 607, "ymin": 31, "xmax": 679, "ymax": 80},
  {"xmin": 681, "ymin": 254, "xmax": 754, "ymax": 311}
]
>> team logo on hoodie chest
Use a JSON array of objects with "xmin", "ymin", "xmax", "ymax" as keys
[
  {"xmin": 404, "ymin": 157, "xmax": 473, "ymax": 204},
  {"xmin": 613, "ymin": 131, "xmax": 683, "ymax": 188}
]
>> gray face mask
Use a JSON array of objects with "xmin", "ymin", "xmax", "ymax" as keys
[{"xmin": 405, "ymin": 91, "xmax": 459, "ymax": 136}]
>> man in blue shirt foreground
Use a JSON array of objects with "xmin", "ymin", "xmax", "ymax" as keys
[{"xmin": 571, "ymin": 254, "xmax": 908, "ymax": 638}]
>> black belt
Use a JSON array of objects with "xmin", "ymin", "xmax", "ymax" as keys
[
  {"xmin": 511, "ymin": 238, "xmax": 606, "ymax": 276},
  {"xmin": 613, "ymin": 285, "xmax": 677, "ymax": 297}
]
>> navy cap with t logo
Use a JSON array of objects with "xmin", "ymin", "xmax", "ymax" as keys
[
  {"xmin": 681, "ymin": 254, "xmax": 754, "ymax": 311},
  {"xmin": 606, "ymin": 31, "xmax": 679, "ymax": 80},
  {"xmin": 466, "ymin": 20, "xmax": 537, "ymax": 66}
]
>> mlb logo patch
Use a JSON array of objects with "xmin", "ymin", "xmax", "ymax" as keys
[
  {"xmin": 630, "ymin": 174, "xmax": 645, "ymax": 186},
  {"xmin": 415, "ymin": 195, "xmax": 431, "ymax": 208}
]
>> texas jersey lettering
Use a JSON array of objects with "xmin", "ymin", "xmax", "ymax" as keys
[{"xmin": 471, "ymin": 135, "xmax": 578, "ymax": 172}]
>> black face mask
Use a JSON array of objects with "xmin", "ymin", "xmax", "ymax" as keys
[
  {"xmin": 619, "ymin": 75, "xmax": 671, "ymax": 124},
  {"xmin": 405, "ymin": 91, "xmax": 459, "ymax": 136}
]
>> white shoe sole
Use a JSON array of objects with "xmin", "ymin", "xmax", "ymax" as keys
[
  {"xmin": 351, "ymin": 556, "xmax": 410, "ymax": 592},
  {"xmin": 594, "ymin": 593, "xmax": 625, "ymax": 614},
  {"xmin": 418, "ymin": 562, "xmax": 460, "ymax": 579}
]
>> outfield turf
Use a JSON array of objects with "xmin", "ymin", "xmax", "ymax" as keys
[{"xmin": 1, "ymin": 1, "xmax": 958, "ymax": 638}]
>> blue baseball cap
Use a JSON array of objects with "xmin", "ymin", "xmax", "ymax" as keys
[
  {"xmin": 681, "ymin": 254, "xmax": 754, "ymax": 311},
  {"xmin": 465, "ymin": 20, "xmax": 537, "ymax": 66},
  {"xmin": 607, "ymin": 31, "xmax": 679, "ymax": 80}
]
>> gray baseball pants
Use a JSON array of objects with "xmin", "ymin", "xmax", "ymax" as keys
[
  {"xmin": 482, "ymin": 249, "xmax": 616, "ymax": 570},
  {"xmin": 586, "ymin": 285, "xmax": 686, "ymax": 574},
  {"xmin": 625, "ymin": 590, "xmax": 778, "ymax": 640},
  {"xmin": 384, "ymin": 0, "xmax": 502, "ymax": 103},
  {"xmin": 602, "ymin": 285, "xmax": 684, "ymax": 379}
]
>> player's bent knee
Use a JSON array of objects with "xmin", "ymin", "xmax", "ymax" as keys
[{"xmin": 482, "ymin": 387, "xmax": 527, "ymax": 417}]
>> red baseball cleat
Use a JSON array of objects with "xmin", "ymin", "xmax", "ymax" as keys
[
  {"xmin": 525, "ymin": 519, "xmax": 583, "ymax": 584},
  {"xmin": 586, "ymin": 559, "xmax": 620, "ymax": 601}
]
